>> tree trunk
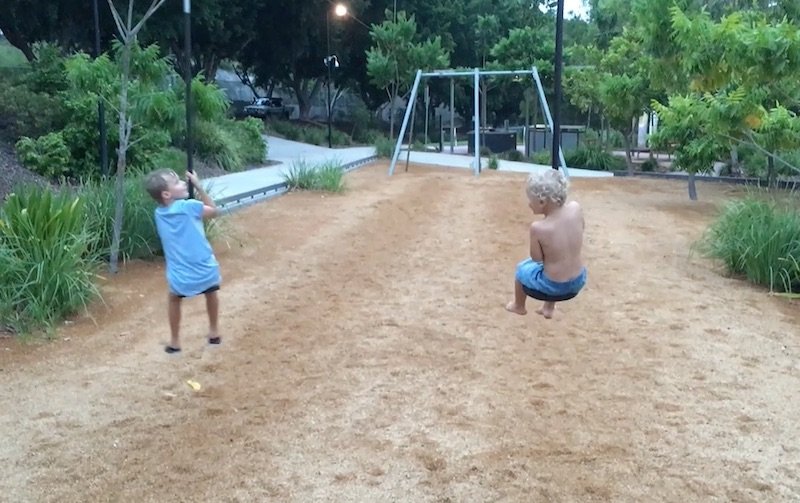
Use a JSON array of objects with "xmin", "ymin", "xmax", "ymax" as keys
[
  {"xmin": 687, "ymin": 172, "xmax": 697, "ymax": 201},
  {"xmin": 623, "ymin": 130, "xmax": 634, "ymax": 174},
  {"xmin": 290, "ymin": 76, "xmax": 322, "ymax": 121},
  {"xmin": 109, "ymin": 43, "xmax": 132, "ymax": 274},
  {"xmin": 389, "ymin": 81, "xmax": 397, "ymax": 140},
  {"xmin": 768, "ymin": 154, "xmax": 776, "ymax": 188},
  {"xmin": 202, "ymin": 53, "xmax": 219, "ymax": 82},
  {"xmin": 730, "ymin": 147, "xmax": 740, "ymax": 176},
  {"xmin": 601, "ymin": 114, "xmax": 607, "ymax": 148}
]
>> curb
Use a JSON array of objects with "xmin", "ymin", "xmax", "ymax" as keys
[
  {"xmin": 216, "ymin": 155, "xmax": 379, "ymax": 215},
  {"xmin": 611, "ymin": 171, "xmax": 800, "ymax": 189}
]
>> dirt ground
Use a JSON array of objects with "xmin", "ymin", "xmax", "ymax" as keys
[{"xmin": 1, "ymin": 161, "xmax": 799, "ymax": 502}]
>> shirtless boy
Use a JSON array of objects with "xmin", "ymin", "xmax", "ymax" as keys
[{"xmin": 505, "ymin": 169, "xmax": 587, "ymax": 319}]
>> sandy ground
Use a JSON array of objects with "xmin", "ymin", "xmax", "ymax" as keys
[{"xmin": 1, "ymin": 161, "xmax": 799, "ymax": 502}]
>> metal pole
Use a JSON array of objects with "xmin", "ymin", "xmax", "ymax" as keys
[
  {"xmin": 532, "ymin": 67, "xmax": 568, "ymax": 177},
  {"xmin": 424, "ymin": 84, "xmax": 429, "ymax": 146},
  {"xmin": 327, "ymin": 64, "xmax": 333, "ymax": 148},
  {"xmin": 449, "ymin": 78, "xmax": 455, "ymax": 153},
  {"xmin": 326, "ymin": 10, "xmax": 332, "ymax": 149},
  {"xmin": 551, "ymin": 0, "xmax": 565, "ymax": 172},
  {"xmin": 473, "ymin": 68, "xmax": 480, "ymax": 176},
  {"xmin": 93, "ymin": 0, "xmax": 108, "ymax": 178},
  {"xmin": 184, "ymin": 0, "xmax": 194, "ymax": 198},
  {"xmin": 389, "ymin": 70, "xmax": 422, "ymax": 175}
]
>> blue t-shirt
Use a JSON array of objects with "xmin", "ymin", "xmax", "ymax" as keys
[{"xmin": 154, "ymin": 199, "xmax": 220, "ymax": 297}]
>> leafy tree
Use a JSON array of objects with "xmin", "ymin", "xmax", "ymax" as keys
[
  {"xmin": 366, "ymin": 9, "xmax": 450, "ymax": 138},
  {"xmin": 652, "ymin": 6, "xmax": 800, "ymax": 198},
  {"xmin": 141, "ymin": 0, "xmax": 256, "ymax": 79},
  {"xmin": 105, "ymin": 0, "xmax": 168, "ymax": 274},
  {"xmin": 595, "ymin": 29, "xmax": 655, "ymax": 172}
]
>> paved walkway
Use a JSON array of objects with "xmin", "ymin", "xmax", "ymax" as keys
[{"xmin": 205, "ymin": 136, "xmax": 613, "ymax": 212}]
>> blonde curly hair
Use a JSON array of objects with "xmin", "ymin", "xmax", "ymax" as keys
[{"xmin": 525, "ymin": 169, "xmax": 568, "ymax": 206}]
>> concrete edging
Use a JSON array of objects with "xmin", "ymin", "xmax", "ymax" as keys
[
  {"xmin": 611, "ymin": 171, "xmax": 800, "ymax": 190},
  {"xmin": 217, "ymin": 155, "xmax": 379, "ymax": 214}
]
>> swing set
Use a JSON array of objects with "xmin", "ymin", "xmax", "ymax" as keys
[{"xmin": 388, "ymin": 67, "xmax": 569, "ymax": 179}]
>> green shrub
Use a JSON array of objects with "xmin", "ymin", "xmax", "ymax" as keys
[
  {"xmin": 194, "ymin": 119, "xmax": 242, "ymax": 171},
  {"xmin": 231, "ymin": 117, "xmax": 267, "ymax": 164},
  {"xmin": 304, "ymin": 127, "xmax": 328, "ymax": 146},
  {"xmin": 565, "ymin": 145, "xmax": 626, "ymax": 171},
  {"xmin": 152, "ymin": 147, "xmax": 187, "ymax": 174},
  {"xmin": 502, "ymin": 149, "xmax": 525, "ymax": 162},
  {"xmin": 530, "ymin": 150, "xmax": 552, "ymax": 165},
  {"xmin": 283, "ymin": 160, "xmax": 345, "ymax": 192},
  {"xmin": 640, "ymin": 159, "xmax": 659, "ymax": 172},
  {"xmin": 314, "ymin": 161, "xmax": 345, "ymax": 192},
  {"xmin": 700, "ymin": 195, "xmax": 800, "ymax": 294},
  {"xmin": 0, "ymin": 84, "xmax": 67, "ymax": 141},
  {"xmin": 282, "ymin": 161, "xmax": 318, "ymax": 190},
  {"xmin": 0, "ymin": 186, "xmax": 99, "ymax": 334},
  {"xmin": 78, "ymin": 175, "xmax": 161, "ymax": 261},
  {"xmin": 15, "ymin": 132, "xmax": 71, "ymax": 178},
  {"xmin": 488, "ymin": 155, "xmax": 499, "ymax": 170},
  {"xmin": 374, "ymin": 137, "xmax": 394, "ymax": 158}
]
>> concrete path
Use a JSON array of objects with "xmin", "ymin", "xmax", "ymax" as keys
[{"xmin": 203, "ymin": 135, "xmax": 612, "ymax": 212}]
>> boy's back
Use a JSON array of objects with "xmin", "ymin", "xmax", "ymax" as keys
[
  {"xmin": 155, "ymin": 198, "xmax": 219, "ymax": 297},
  {"xmin": 534, "ymin": 200, "xmax": 584, "ymax": 283}
]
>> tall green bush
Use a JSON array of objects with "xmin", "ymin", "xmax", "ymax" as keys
[
  {"xmin": 0, "ymin": 187, "xmax": 99, "ymax": 334},
  {"xmin": 77, "ymin": 175, "xmax": 161, "ymax": 261},
  {"xmin": 700, "ymin": 195, "xmax": 800, "ymax": 294}
]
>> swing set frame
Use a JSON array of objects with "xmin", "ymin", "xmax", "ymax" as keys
[{"xmin": 388, "ymin": 67, "xmax": 569, "ymax": 178}]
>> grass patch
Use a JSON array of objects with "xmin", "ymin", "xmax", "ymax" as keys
[
  {"xmin": 699, "ymin": 193, "xmax": 800, "ymax": 294},
  {"xmin": 283, "ymin": 160, "xmax": 345, "ymax": 193}
]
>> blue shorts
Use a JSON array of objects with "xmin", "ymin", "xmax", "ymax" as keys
[{"xmin": 515, "ymin": 258, "xmax": 587, "ymax": 302}]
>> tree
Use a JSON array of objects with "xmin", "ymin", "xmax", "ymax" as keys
[
  {"xmin": 650, "ymin": 96, "xmax": 722, "ymax": 200},
  {"xmin": 651, "ymin": 6, "xmax": 800, "ymax": 198},
  {"xmin": 105, "ymin": 0, "xmax": 167, "ymax": 273},
  {"xmin": 594, "ymin": 29, "xmax": 655, "ymax": 172},
  {"xmin": 366, "ymin": 9, "xmax": 450, "ymax": 138},
  {"xmin": 0, "ymin": 0, "xmax": 135, "ymax": 61},
  {"xmin": 141, "ymin": 0, "xmax": 256, "ymax": 80}
]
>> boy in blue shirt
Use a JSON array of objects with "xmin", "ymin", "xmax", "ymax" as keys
[{"xmin": 144, "ymin": 169, "xmax": 221, "ymax": 353}]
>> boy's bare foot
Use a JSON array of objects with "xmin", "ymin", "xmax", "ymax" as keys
[
  {"xmin": 536, "ymin": 305, "xmax": 555, "ymax": 319},
  {"xmin": 505, "ymin": 302, "xmax": 527, "ymax": 315}
]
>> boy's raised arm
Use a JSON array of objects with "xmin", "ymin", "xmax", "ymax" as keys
[{"xmin": 186, "ymin": 172, "xmax": 219, "ymax": 219}]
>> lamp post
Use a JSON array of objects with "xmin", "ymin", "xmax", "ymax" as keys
[
  {"xmin": 551, "ymin": 0, "xmax": 565, "ymax": 171},
  {"xmin": 183, "ymin": 0, "xmax": 194, "ymax": 197},
  {"xmin": 92, "ymin": 0, "xmax": 108, "ymax": 177},
  {"xmin": 325, "ymin": 3, "xmax": 347, "ymax": 149}
]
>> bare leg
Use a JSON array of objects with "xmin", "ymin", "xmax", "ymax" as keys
[
  {"xmin": 205, "ymin": 290, "xmax": 220, "ymax": 343},
  {"xmin": 536, "ymin": 301, "xmax": 555, "ymax": 319},
  {"xmin": 168, "ymin": 293, "xmax": 182, "ymax": 350},
  {"xmin": 505, "ymin": 279, "xmax": 528, "ymax": 315}
]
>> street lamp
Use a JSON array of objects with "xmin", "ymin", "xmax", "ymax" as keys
[
  {"xmin": 325, "ymin": 3, "xmax": 347, "ymax": 148},
  {"xmin": 551, "ymin": 0, "xmax": 565, "ymax": 171}
]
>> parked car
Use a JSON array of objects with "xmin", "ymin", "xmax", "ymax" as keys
[{"xmin": 243, "ymin": 97, "xmax": 291, "ymax": 120}]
